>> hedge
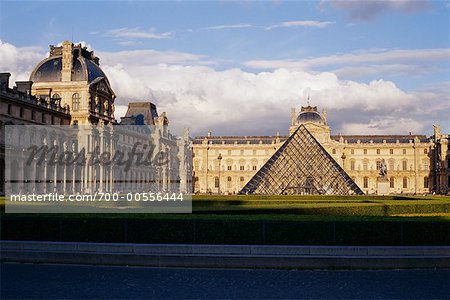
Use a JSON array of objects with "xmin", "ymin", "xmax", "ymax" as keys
[{"xmin": 1, "ymin": 215, "xmax": 449, "ymax": 246}]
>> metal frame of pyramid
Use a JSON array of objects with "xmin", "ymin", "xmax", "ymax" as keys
[{"xmin": 239, "ymin": 125, "xmax": 363, "ymax": 195}]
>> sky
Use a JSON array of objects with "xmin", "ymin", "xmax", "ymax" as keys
[{"xmin": 0, "ymin": 0, "xmax": 449, "ymax": 137}]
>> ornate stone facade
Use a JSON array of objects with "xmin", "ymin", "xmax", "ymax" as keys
[
  {"xmin": 29, "ymin": 41, "xmax": 116, "ymax": 125},
  {"xmin": 0, "ymin": 41, "xmax": 192, "ymax": 195},
  {"xmin": 193, "ymin": 105, "xmax": 449, "ymax": 195}
]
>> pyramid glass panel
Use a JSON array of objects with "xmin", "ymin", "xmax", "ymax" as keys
[{"xmin": 240, "ymin": 125, "xmax": 363, "ymax": 195}]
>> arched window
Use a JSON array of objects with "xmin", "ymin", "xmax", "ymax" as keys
[
  {"xmin": 403, "ymin": 177, "xmax": 408, "ymax": 189},
  {"xmin": 424, "ymin": 177, "xmax": 429, "ymax": 189},
  {"xmin": 72, "ymin": 93, "xmax": 80, "ymax": 111},
  {"xmin": 227, "ymin": 176, "xmax": 232, "ymax": 188},
  {"xmin": 390, "ymin": 177, "xmax": 395, "ymax": 188}
]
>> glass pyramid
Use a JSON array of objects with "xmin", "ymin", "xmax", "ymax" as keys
[{"xmin": 240, "ymin": 125, "xmax": 363, "ymax": 195}]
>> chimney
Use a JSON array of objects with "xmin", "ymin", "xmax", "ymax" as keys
[
  {"xmin": 61, "ymin": 40, "xmax": 73, "ymax": 82},
  {"xmin": 0, "ymin": 72, "xmax": 11, "ymax": 90},
  {"xmin": 15, "ymin": 81, "xmax": 33, "ymax": 94}
]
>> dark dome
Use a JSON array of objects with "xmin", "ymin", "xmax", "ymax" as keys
[
  {"xmin": 297, "ymin": 107, "xmax": 324, "ymax": 124},
  {"xmin": 31, "ymin": 57, "xmax": 62, "ymax": 82},
  {"xmin": 30, "ymin": 51, "xmax": 109, "ymax": 84}
]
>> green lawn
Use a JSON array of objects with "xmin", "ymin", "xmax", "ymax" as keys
[
  {"xmin": 2, "ymin": 195, "xmax": 450, "ymax": 245},
  {"xmin": 1, "ymin": 194, "xmax": 450, "ymax": 221}
]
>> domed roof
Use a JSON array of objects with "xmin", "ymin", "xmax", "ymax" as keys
[
  {"xmin": 29, "ymin": 42, "xmax": 109, "ymax": 84},
  {"xmin": 297, "ymin": 105, "xmax": 324, "ymax": 124}
]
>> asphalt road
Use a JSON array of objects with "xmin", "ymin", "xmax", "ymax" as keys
[{"xmin": 1, "ymin": 263, "xmax": 450, "ymax": 299}]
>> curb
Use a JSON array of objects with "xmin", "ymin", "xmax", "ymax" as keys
[{"xmin": 2, "ymin": 241, "xmax": 450, "ymax": 269}]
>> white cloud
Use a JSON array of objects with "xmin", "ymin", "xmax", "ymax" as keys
[
  {"xmin": 97, "ymin": 49, "xmax": 210, "ymax": 66},
  {"xmin": 97, "ymin": 57, "xmax": 420, "ymax": 135},
  {"xmin": 203, "ymin": 24, "xmax": 255, "ymax": 30},
  {"xmin": 244, "ymin": 48, "xmax": 450, "ymax": 74},
  {"xmin": 331, "ymin": 63, "xmax": 439, "ymax": 78},
  {"xmin": 2, "ymin": 41, "xmax": 446, "ymax": 136},
  {"xmin": 0, "ymin": 40, "xmax": 46, "ymax": 84},
  {"xmin": 105, "ymin": 27, "xmax": 172, "ymax": 40},
  {"xmin": 341, "ymin": 117, "xmax": 424, "ymax": 135},
  {"xmin": 268, "ymin": 20, "xmax": 335, "ymax": 29},
  {"xmin": 323, "ymin": 0, "xmax": 431, "ymax": 21},
  {"xmin": 201, "ymin": 20, "xmax": 334, "ymax": 31}
]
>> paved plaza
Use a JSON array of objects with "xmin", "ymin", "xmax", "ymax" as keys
[{"xmin": 2, "ymin": 263, "xmax": 450, "ymax": 299}]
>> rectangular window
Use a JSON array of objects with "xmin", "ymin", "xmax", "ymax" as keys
[
  {"xmin": 227, "ymin": 177, "xmax": 232, "ymax": 188},
  {"xmin": 376, "ymin": 160, "xmax": 382, "ymax": 170},
  {"xmin": 227, "ymin": 166, "xmax": 232, "ymax": 171},
  {"xmin": 252, "ymin": 165, "xmax": 257, "ymax": 171},
  {"xmin": 363, "ymin": 162, "xmax": 368, "ymax": 171},
  {"xmin": 31, "ymin": 110, "xmax": 35, "ymax": 120},
  {"xmin": 363, "ymin": 177, "xmax": 369, "ymax": 188},
  {"xmin": 377, "ymin": 149, "xmax": 380, "ymax": 155},
  {"xmin": 389, "ymin": 160, "xmax": 394, "ymax": 171},
  {"xmin": 403, "ymin": 149, "xmax": 407, "ymax": 155},
  {"xmin": 402, "ymin": 160, "xmax": 407, "ymax": 171},
  {"xmin": 390, "ymin": 177, "xmax": 395, "ymax": 188},
  {"xmin": 363, "ymin": 149, "xmax": 367, "ymax": 155},
  {"xmin": 7, "ymin": 104, "xmax": 12, "ymax": 115},
  {"xmin": 240, "ymin": 165, "xmax": 244, "ymax": 171},
  {"xmin": 390, "ymin": 149, "xmax": 394, "ymax": 155},
  {"xmin": 351, "ymin": 149, "xmax": 354, "ymax": 155},
  {"xmin": 350, "ymin": 161, "xmax": 355, "ymax": 171},
  {"xmin": 424, "ymin": 177, "xmax": 429, "ymax": 189},
  {"xmin": 403, "ymin": 177, "xmax": 408, "ymax": 188},
  {"xmin": 214, "ymin": 177, "xmax": 219, "ymax": 188}
]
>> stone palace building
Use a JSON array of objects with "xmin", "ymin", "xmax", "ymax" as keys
[
  {"xmin": 0, "ymin": 41, "xmax": 191, "ymax": 195},
  {"xmin": 192, "ymin": 105, "xmax": 449, "ymax": 195}
]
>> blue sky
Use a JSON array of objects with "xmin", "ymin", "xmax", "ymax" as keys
[{"xmin": 1, "ymin": 1, "xmax": 449, "ymax": 136}]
